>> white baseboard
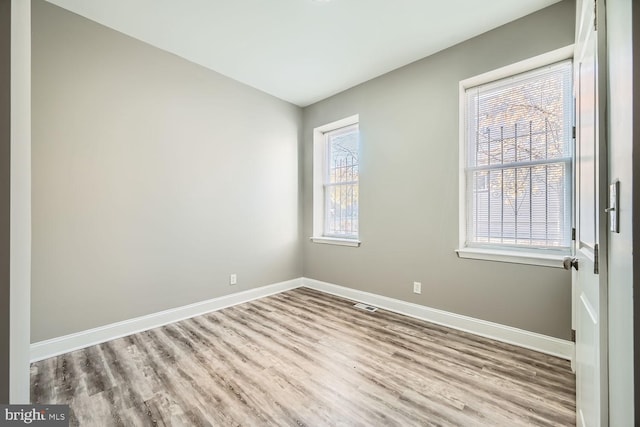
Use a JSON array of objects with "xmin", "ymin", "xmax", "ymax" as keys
[
  {"xmin": 302, "ymin": 277, "xmax": 574, "ymax": 360},
  {"xmin": 31, "ymin": 276, "xmax": 573, "ymax": 363},
  {"xmin": 30, "ymin": 278, "xmax": 303, "ymax": 362}
]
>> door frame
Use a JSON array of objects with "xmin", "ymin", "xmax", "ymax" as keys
[
  {"xmin": 632, "ymin": 1, "xmax": 640, "ymax": 422},
  {"xmin": 594, "ymin": 8, "xmax": 610, "ymax": 424},
  {"xmin": 9, "ymin": 0, "xmax": 32, "ymax": 404},
  {"xmin": 593, "ymin": 0, "xmax": 610, "ymax": 423}
]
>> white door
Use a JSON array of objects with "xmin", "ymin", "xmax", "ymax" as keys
[{"xmin": 573, "ymin": 0, "xmax": 608, "ymax": 425}]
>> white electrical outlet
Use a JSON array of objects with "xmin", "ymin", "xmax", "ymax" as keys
[
  {"xmin": 413, "ymin": 281, "xmax": 422, "ymax": 294},
  {"xmin": 230, "ymin": 274, "xmax": 237, "ymax": 285}
]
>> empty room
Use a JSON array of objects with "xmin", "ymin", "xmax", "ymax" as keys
[{"xmin": 2, "ymin": 0, "xmax": 637, "ymax": 425}]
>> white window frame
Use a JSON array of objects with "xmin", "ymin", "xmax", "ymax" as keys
[
  {"xmin": 456, "ymin": 46, "xmax": 574, "ymax": 268},
  {"xmin": 311, "ymin": 114, "xmax": 361, "ymax": 247}
]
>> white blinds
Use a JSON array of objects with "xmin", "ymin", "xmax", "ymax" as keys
[
  {"xmin": 465, "ymin": 60, "xmax": 573, "ymax": 250},
  {"xmin": 324, "ymin": 124, "xmax": 359, "ymax": 238}
]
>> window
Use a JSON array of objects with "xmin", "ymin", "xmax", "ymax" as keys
[
  {"xmin": 458, "ymin": 51, "xmax": 573, "ymax": 266},
  {"xmin": 312, "ymin": 115, "xmax": 360, "ymax": 246}
]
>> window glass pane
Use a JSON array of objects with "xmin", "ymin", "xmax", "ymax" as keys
[
  {"xmin": 325, "ymin": 184, "xmax": 359, "ymax": 237},
  {"xmin": 465, "ymin": 60, "xmax": 572, "ymax": 250},
  {"xmin": 327, "ymin": 125, "xmax": 359, "ymax": 184}
]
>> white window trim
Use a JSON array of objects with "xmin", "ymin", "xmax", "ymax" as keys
[
  {"xmin": 456, "ymin": 247, "xmax": 567, "ymax": 268},
  {"xmin": 457, "ymin": 45, "xmax": 574, "ymax": 268},
  {"xmin": 310, "ymin": 236, "xmax": 361, "ymax": 247},
  {"xmin": 312, "ymin": 114, "xmax": 361, "ymax": 247}
]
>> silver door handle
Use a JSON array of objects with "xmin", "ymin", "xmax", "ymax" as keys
[{"xmin": 563, "ymin": 256, "xmax": 579, "ymax": 271}]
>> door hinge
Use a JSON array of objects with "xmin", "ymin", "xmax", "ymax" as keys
[
  {"xmin": 594, "ymin": 0, "xmax": 598, "ymax": 31},
  {"xmin": 571, "ymin": 227, "xmax": 576, "ymax": 241},
  {"xmin": 572, "ymin": 126, "xmax": 576, "ymax": 139},
  {"xmin": 594, "ymin": 243, "xmax": 599, "ymax": 274},
  {"xmin": 571, "ymin": 329, "xmax": 576, "ymax": 342}
]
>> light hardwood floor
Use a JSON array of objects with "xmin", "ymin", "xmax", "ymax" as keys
[{"xmin": 31, "ymin": 287, "xmax": 576, "ymax": 426}]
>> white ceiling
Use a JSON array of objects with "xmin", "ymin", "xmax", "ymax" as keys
[{"xmin": 45, "ymin": 0, "xmax": 561, "ymax": 107}]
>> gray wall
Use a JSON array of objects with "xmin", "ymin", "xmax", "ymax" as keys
[
  {"xmin": 0, "ymin": 0, "xmax": 10, "ymax": 404},
  {"xmin": 302, "ymin": 0, "xmax": 575, "ymax": 339},
  {"xmin": 31, "ymin": 0, "xmax": 302, "ymax": 342},
  {"xmin": 33, "ymin": 0, "xmax": 579, "ymax": 343}
]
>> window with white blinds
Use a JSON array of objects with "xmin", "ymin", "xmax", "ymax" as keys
[
  {"xmin": 312, "ymin": 115, "xmax": 360, "ymax": 246},
  {"xmin": 463, "ymin": 60, "xmax": 573, "ymax": 251},
  {"xmin": 323, "ymin": 124, "xmax": 359, "ymax": 238}
]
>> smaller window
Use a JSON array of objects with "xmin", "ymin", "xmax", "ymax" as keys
[{"xmin": 312, "ymin": 115, "xmax": 360, "ymax": 246}]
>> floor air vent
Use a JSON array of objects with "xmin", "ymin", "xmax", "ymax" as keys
[{"xmin": 353, "ymin": 303, "xmax": 378, "ymax": 312}]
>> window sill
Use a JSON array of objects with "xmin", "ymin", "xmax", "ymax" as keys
[
  {"xmin": 310, "ymin": 237, "xmax": 361, "ymax": 247},
  {"xmin": 455, "ymin": 247, "xmax": 568, "ymax": 268}
]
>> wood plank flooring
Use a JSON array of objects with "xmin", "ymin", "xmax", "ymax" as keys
[{"xmin": 31, "ymin": 287, "xmax": 576, "ymax": 426}]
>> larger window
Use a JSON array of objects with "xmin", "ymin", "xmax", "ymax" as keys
[
  {"xmin": 312, "ymin": 115, "xmax": 360, "ymax": 246},
  {"xmin": 458, "ymin": 54, "xmax": 573, "ymax": 265}
]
